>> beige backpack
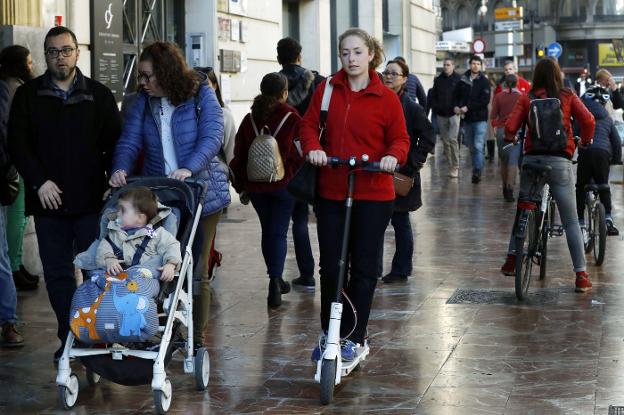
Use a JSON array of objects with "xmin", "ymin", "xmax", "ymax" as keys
[{"xmin": 246, "ymin": 112, "xmax": 292, "ymax": 182}]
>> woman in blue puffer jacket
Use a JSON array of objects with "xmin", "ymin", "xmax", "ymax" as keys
[{"xmin": 109, "ymin": 42, "xmax": 227, "ymax": 347}]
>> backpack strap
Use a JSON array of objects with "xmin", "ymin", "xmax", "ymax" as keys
[
  {"xmin": 319, "ymin": 76, "xmax": 333, "ymax": 129},
  {"xmin": 249, "ymin": 114, "xmax": 260, "ymax": 136},
  {"xmin": 105, "ymin": 236, "xmax": 124, "ymax": 261},
  {"xmin": 130, "ymin": 236, "xmax": 152, "ymax": 267},
  {"xmin": 273, "ymin": 112, "xmax": 293, "ymax": 137}
]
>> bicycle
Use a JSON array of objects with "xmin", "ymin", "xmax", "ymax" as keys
[
  {"xmin": 513, "ymin": 162, "xmax": 559, "ymax": 300},
  {"xmin": 582, "ymin": 183, "xmax": 609, "ymax": 266}
]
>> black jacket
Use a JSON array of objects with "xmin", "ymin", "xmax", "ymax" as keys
[
  {"xmin": 454, "ymin": 70, "xmax": 491, "ymax": 123},
  {"xmin": 8, "ymin": 69, "xmax": 121, "ymax": 216},
  {"xmin": 611, "ymin": 88, "xmax": 624, "ymax": 110},
  {"xmin": 394, "ymin": 92, "xmax": 435, "ymax": 212},
  {"xmin": 431, "ymin": 71, "xmax": 461, "ymax": 117},
  {"xmin": 280, "ymin": 63, "xmax": 324, "ymax": 117},
  {"xmin": 580, "ymin": 98, "xmax": 622, "ymax": 163}
]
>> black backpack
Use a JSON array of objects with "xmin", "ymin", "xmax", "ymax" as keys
[{"xmin": 528, "ymin": 93, "xmax": 567, "ymax": 153}]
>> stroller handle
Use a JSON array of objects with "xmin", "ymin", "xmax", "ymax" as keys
[{"xmin": 121, "ymin": 176, "xmax": 209, "ymax": 204}]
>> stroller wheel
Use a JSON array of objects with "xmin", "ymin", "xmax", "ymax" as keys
[
  {"xmin": 58, "ymin": 373, "xmax": 79, "ymax": 409},
  {"xmin": 194, "ymin": 347, "xmax": 210, "ymax": 390},
  {"xmin": 85, "ymin": 368, "xmax": 101, "ymax": 386},
  {"xmin": 153, "ymin": 378, "xmax": 172, "ymax": 414}
]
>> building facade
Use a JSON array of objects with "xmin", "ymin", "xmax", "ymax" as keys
[
  {"xmin": 439, "ymin": 0, "xmax": 624, "ymax": 80},
  {"xmin": 0, "ymin": 0, "xmax": 437, "ymax": 124}
]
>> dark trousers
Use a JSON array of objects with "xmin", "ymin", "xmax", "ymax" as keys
[
  {"xmin": 575, "ymin": 149, "xmax": 612, "ymax": 217},
  {"xmin": 316, "ymin": 198, "xmax": 393, "ymax": 344},
  {"xmin": 249, "ymin": 188, "xmax": 295, "ymax": 279},
  {"xmin": 291, "ymin": 200, "xmax": 315, "ymax": 278},
  {"xmin": 388, "ymin": 211, "xmax": 414, "ymax": 277},
  {"xmin": 34, "ymin": 214, "xmax": 98, "ymax": 343}
]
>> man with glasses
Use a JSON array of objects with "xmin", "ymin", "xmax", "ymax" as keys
[
  {"xmin": 431, "ymin": 57, "xmax": 461, "ymax": 178},
  {"xmin": 8, "ymin": 26, "xmax": 121, "ymax": 364}
]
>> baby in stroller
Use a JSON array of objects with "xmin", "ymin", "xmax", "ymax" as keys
[{"xmin": 71, "ymin": 186, "xmax": 182, "ymax": 343}]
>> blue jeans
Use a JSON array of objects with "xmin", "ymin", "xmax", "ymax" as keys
[
  {"xmin": 291, "ymin": 200, "xmax": 315, "ymax": 278},
  {"xmin": 463, "ymin": 121, "xmax": 487, "ymax": 174},
  {"xmin": 250, "ymin": 189, "xmax": 295, "ymax": 279},
  {"xmin": 388, "ymin": 211, "xmax": 413, "ymax": 277},
  {"xmin": 0, "ymin": 207, "xmax": 16, "ymax": 325}
]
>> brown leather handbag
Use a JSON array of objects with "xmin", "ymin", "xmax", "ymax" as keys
[{"xmin": 393, "ymin": 172, "xmax": 414, "ymax": 197}]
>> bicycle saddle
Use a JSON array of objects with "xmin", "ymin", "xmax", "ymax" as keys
[{"xmin": 522, "ymin": 163, "xmax": 552, "ymax": 174}]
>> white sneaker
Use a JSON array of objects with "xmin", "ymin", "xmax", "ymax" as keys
[{"xmin": 448, "ymin": 168, "xmax": 459, "ymax": 178}]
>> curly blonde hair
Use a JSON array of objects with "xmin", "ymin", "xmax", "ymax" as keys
[
  {"xmin": 338, "ymin": 28, "xmax": 385, "ymax": 70},
  {"xmin": 140, "ymin": 42, "xmax": 200, "ymax": 106}
]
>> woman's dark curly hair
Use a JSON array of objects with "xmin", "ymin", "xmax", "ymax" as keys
[
  {"xmin": 139, "ymin": 42, "xmax": 200, "ymax": 106},
  {"xmin": 251, "ymin": 72, "xmax": 288, "ymax": 124},
  {"xmin": 0, "ymin": 45, "xmax": 33, "ymax": 83}
]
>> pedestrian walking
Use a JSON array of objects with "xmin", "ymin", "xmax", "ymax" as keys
[
  {"xmin": 229, "ymin": 72, "xmax": 303, "ymax": 308},
  {"xmin": 109, "ymin": 41, "xmax": 227, "ymax": 347},
  {"xmin": 494, "ymin": 61, "xmax": 530, "ymax": 96},
  {"xmin": 8, "ymin": 26, "xmax": 122, "ymax": 361},
  {"xmin": 381, "ymin": 59, "xmax": 435, "ymax": 283},
  {"xmin": 276, "ymin": 37, "xmax": 324, "ymax": 289},
  {"xmin": 454, "ymin": 55, "xmax": 491, "ymax": 183},
  {"xmin": 431, "ymin": 57, "xmax": 461, "ymax": 178}
]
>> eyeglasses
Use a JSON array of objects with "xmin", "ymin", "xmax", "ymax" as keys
[
  {"xmin": 137, "ymin": 72, "xmax": 156, "ymax": 84},
  {"xmin": 382, "ymin": 71, "xmax": 404, "ymax": 78},
  {"xmin": 45, "ymin": 47, "xmax": 76, "ymax": 58}
]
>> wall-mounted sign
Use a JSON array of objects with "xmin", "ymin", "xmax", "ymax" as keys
[
  {"xmin": 91, "ymin": 0, "xmax": 123, "ymax": 101},
  {"xmin": 495, "ymin": 7, "xmax": 523, "ymax": 20},
  {"xmin": 231, "ymin": 18, "xmax": 240, "ymax": 41},
  {"xmin": 220, "ymin": 49, "xmax": 241, "ymax": 73},
  {"xmin": 229, "ymin": 0, "xmax": 247, "ymax": 16},
  {"xmin": 218, "ymin": 17, "xmax": 231, "ymax": 41}
]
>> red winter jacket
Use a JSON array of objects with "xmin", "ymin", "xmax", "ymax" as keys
[
  {"xmin": 229, "ymin": 102, "xmax": 302, "ymax": 193},
  {"xmin": 504, "ymin": 88, "xmax": 595, "ymax": 159},
  {"xmin": 494, "ymin": 75, "xmax": 530, "ymax": 96},
  {"xmin": 300, "ymin": 69, "xmax": 410, "ymax": 201}
]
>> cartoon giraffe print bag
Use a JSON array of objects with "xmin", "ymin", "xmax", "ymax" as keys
[{"xmin": 69, "ymin": 266, "xmax": 160, "ymax": 344}]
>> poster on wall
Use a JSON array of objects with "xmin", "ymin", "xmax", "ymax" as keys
[
  {"xmin": 240, "ymin": 20, "xmax": 249, "ymax": 43},
  {"xmin": 598, "ymin": 43, "xmax": 624, "ymax": 67},
  {"xmin": 229, "ymin": 0, "xmax": 247, "ymax": 16},
  {"xmin": 91, "ymin": 0, "xmax": 123, "ymax": 101},
  {"xmin": 218, "ymin": 17, "xmax": 231, "ymax": 41}
]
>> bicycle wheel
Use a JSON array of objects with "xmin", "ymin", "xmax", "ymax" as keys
[
  {"xmin": 515, "ymin": 209, "xmax": 537, "ymax": 300},
  {"xmin": 593, "ymin": 202, "xmax": 607, "ymax": 266},
  {"xmin": 583, "ymin": 201, "xmax": 593, "ymax": 253}
]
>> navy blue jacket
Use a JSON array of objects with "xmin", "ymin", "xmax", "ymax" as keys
[
  {"xmin": 112, "ymin": 84, "xmax": 229, "ymax": 215},
  {"xmin": 581, "ymin": 97, "xmax": 622, "ymax": 163},
  {"xmin": 405, "ymin": 73, "xmax": 427, "ymax": 108}
]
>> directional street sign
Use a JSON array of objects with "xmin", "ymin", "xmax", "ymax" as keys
[{"xmin": 547, "ymin": 42, "xmax": 563, "ymax": 58}]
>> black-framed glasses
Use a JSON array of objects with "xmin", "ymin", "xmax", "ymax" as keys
[
  {"xmin": 382, "ymin": 71, "xmax": 404, "ymax": 78},
  {"xmin": 45, "ymin": 47, "xmax": 76, "ymax": 58},
  {"xmin": 137, "ymin": 72, "xmax": 156, "ymax": 84}
]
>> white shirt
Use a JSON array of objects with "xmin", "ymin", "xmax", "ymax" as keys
[{"xmin": 160, "ymin": 97, "xmax": 178, "ymax": 175}]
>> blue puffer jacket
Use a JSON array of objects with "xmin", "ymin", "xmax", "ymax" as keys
[
  {"xmin": 112, "ymin": 84, "xmax": 229, "ymax": 215},
  {"xmin": 581, "ymin": 97, "xmax": 622, "ymax": 163}
]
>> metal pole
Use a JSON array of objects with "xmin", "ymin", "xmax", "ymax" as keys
[{"xmin": 530, "ymin": 10, "xmax": 535, "ymax": 67}]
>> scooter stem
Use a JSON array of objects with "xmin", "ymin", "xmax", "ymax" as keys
[{"xmin": 335, "ymin": 171, "xmax": 356, "ymax": 300}]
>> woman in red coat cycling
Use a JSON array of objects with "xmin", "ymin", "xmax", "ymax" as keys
[
  {"xmin": 300, "ymin": 28, "xmax": 410, "ymax": 361},
  {"xmin": 501, "ymin": 57, "xmax": 596, "ymax": 292}
]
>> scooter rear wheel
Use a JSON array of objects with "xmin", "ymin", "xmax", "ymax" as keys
[{"xmin": 319, "ymin": 358, "xmax": 337, "ymax": 405}]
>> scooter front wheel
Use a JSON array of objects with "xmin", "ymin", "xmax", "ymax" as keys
[{"xmin": 319, "ymin": 358, "xmax": 337, "ymax": 405}]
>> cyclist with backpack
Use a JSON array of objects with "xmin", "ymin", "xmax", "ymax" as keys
[
  {"xmin": 577, "ymin": 86, "xmax": 622, "ymax": 236},
  {"xmin": 229, "ymin": 72, "xmax": 303, "ymax": 308},
  {"xmin": 501, "ymin": 57, "xmax": 596, "ymax": 292}
]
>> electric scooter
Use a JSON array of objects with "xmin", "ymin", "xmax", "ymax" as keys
[{"xmin": 314, "ymin": 154, "xmax": 399, "ymax": 405}]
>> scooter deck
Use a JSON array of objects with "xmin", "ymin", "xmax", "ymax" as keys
[{"xmin": 341, "ymin": 344, "xmax": 369, "ymax": 376}]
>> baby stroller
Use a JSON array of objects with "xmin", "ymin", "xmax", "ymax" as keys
[{"xmin": 56, "ymin": 177, "xmax": 208, "ymax": 414}]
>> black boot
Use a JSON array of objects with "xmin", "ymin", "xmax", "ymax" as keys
[
  {"xmin": 19, "ymin": 265, "xmax": 39, "ymax": 283},
  {"xmin": 13, "ymin": 269, "xmax": 38, "ymax": 291},
  {"xmin": 267, "ymin": 279, "xmax": 282, "ymax": 308},
  {"xmin": 278, "ymin": 278, "xmax": 291, "ymax": 294}
]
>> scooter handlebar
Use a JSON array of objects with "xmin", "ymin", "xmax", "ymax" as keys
[{"xmin": 326, "ymin": 156, "xmax": 401, "ymax": 173}]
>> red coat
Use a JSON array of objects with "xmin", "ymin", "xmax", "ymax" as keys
[
  {"xmin": 504, "ymin": 88, "xmax": 596, "ymax": 159},
  {"xmin": 229, "ymin": 102, "xmax": 302, "ymax": 193},
  {"xmin": 494, "ymin": 75, "xmax": 530, "ymax": 96},
  {"xmin": 300, "ymin": 69, "xmax": 410, "ymax": 201}
]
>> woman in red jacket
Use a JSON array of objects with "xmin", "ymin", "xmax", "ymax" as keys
[
  {"xmin": 501, "ymin": 57, "xmax": 596, "ymax": 292},
  {"xmin": 230, "ymin": 72, "xmax": 302, "ymax": 308},
  {"xmin": 300, "ymin": 28, "xmax": 410, "ymax": 361}
]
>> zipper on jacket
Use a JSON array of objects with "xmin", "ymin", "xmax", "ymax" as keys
[{"xmin": 340, "ymin": 103, "xmax": 351, "ymax": 156}]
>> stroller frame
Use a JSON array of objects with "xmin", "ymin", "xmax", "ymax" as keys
[{"xmin": 56, "ymin": 177, "xmax": 209, "ymax": 413}]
